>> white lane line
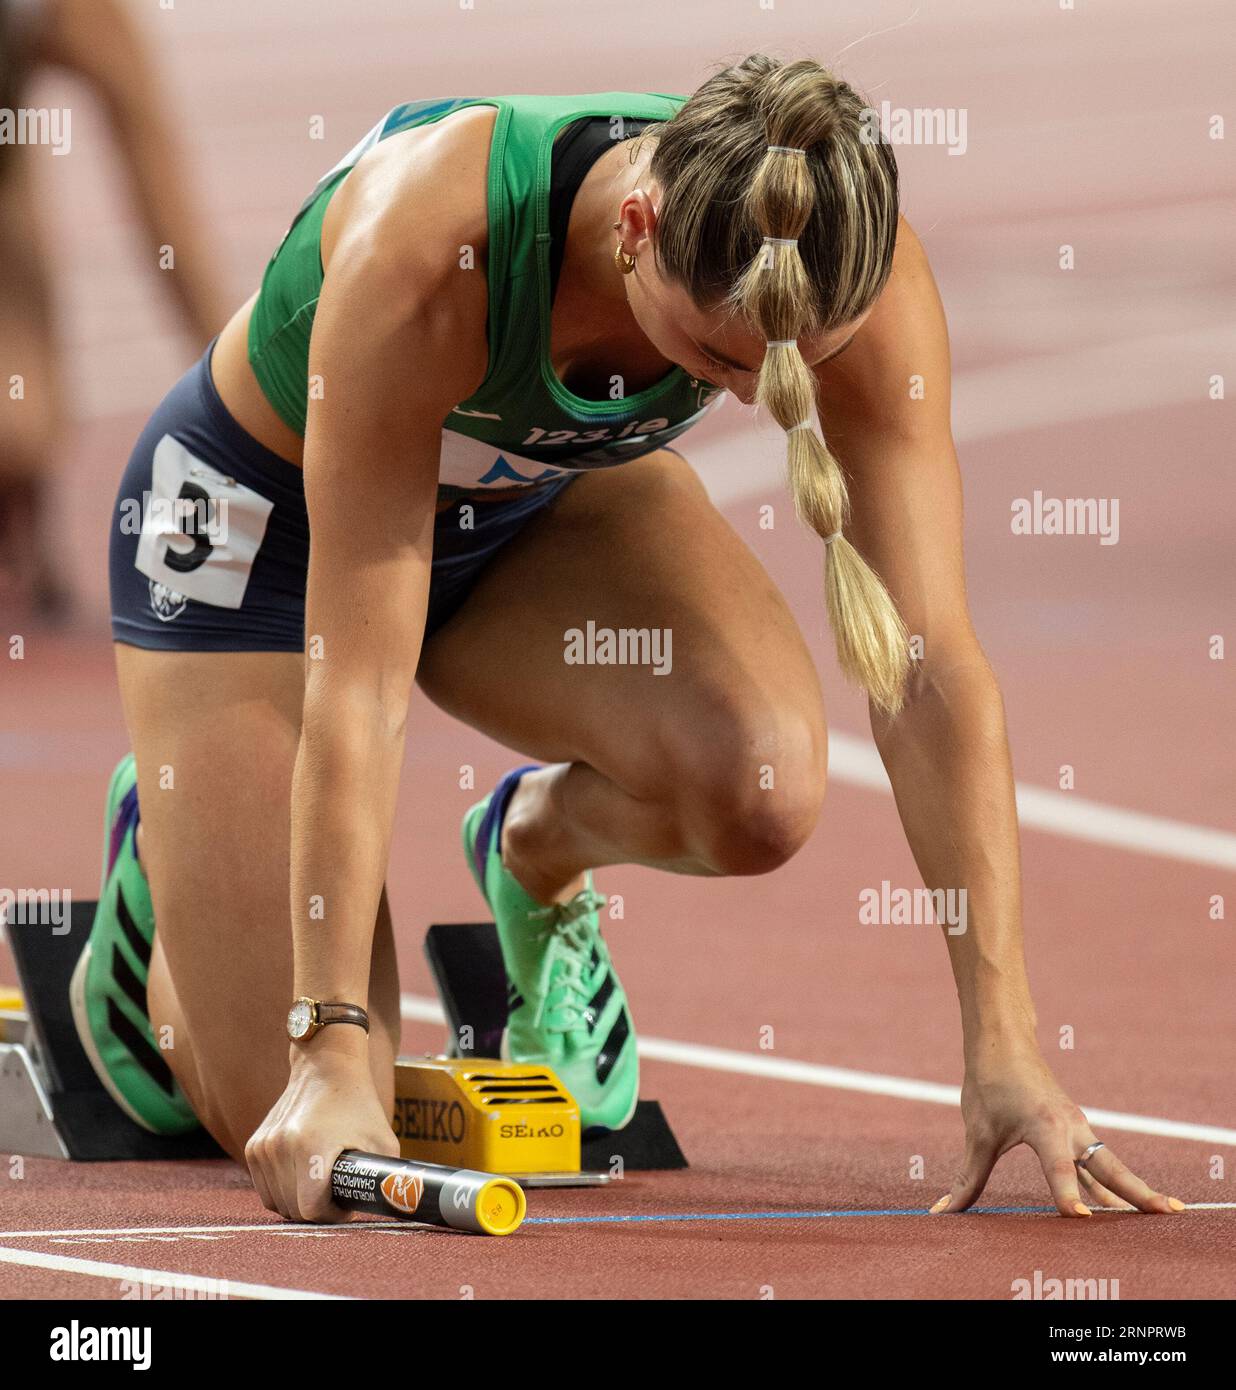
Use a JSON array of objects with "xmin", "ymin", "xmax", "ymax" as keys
[
  {"xmin": 0, "ymin": 1220, "xmax": 410, "ymax": 1242},
  {"xmin": 400, "ymin": 995, "xmax": 1236, "ymax": 1147},
  {"xmin": 0, "ymin": 1245, "xmax": 347, "ymax": 1299},
  {"xmin": 828, "ymin": 731, "xmax": 1236, "ymax": 871},
  {"xmin": 1014, "ymin": 781, "xmax": 1236, "ymax": 871},
  {"xmin": 635, "ymin": 1035, "xmax": 1236, "ymax": 1148}
]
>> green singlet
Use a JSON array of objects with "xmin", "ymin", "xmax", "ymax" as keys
[{"xmin": 248, "ymin": 92, "xmax": 727, "ymax": 495}]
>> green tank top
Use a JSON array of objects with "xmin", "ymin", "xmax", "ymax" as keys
[{"xmin": 248, "ymin": 92, "xmax": 726, "ymax": 495}]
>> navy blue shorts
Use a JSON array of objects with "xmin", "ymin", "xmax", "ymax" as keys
[{"xmin": 109, "ymin": 344, "xmax": 576, "ymax": 651}]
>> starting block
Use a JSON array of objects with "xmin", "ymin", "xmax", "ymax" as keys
[
  {"xmin": 0, "ymin": 902, "xmax": 686, "ymax": 1183},
  {"xmin": 0, "ymin": 899, "xmax": 222, "ymax": 1160},
  {"xmin": 393, "ymin": 1055, "xmax": 584, "ymax": 1178},
  {"xmin": 417, "ymin": 922, "xmax": 686, "ymax": 1179}
]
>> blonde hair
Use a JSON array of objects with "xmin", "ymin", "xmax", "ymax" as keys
[{"xmin": 643, "ymin": 55, "xmax": 910, "ymax": 715}]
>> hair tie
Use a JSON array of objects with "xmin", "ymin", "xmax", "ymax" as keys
[
  {"xmin": 788, "ymin": 419, "xmax": 813, "ymax": 434},
  {"xmin": 767, "ymin": 144, "xmax": 807, "ymax": 155},
  {"xmin": 766, "ymin": 338, "xmax": 796, "ymax": 349},
  {"xmin": 762, "ymin": 236, "xmax": 798, "ymax": 247},
  {"xmin": 824, "ymin": 530, "xmax": 843, "ymax": 546}
]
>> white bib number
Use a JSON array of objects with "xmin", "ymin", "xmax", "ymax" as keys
[{"xmin": 134, "ymin": 435, "xmax": 275, "ymax": 610}]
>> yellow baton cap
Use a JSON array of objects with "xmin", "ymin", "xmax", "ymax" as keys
[{"xmin": 475, "ymin": 1177, "xmax": 527, "ymax": 1236}]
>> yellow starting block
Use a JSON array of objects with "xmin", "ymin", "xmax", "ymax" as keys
[
  {"xmin": 0, "ymin": 907, "xmax": 686, "ymax": 1174},
  {"xmin": 393, "ymin": 1056, "xmax": 586, "ymax": 1180}
]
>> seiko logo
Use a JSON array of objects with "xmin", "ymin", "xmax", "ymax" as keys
[
  {"xmin": 393, "ymin": 1097, "xmax": 466, "ymax": 1144},
  {"xmin": 499, "ymin": 1122, "xmax": 566, "ymax": 1140}
]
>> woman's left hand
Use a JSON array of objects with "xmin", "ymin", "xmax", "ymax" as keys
[{"xmin": 931, "ymin": 1048, "xmax": 1185, "ymax": 1218}]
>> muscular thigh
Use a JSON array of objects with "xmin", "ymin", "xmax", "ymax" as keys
[
  {"xmin": 417, "ymin": 451, "xmax": 827, "ymax": 797},
  {"xmin": 116, "ymin": 646, "xmax": 399, "ymax": 1153}
]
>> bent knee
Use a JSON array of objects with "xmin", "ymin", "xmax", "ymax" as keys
[
  {"xmin": 701, "ymin": 772, "xmax": 825, "ymax": 876},
  {"xmin": 655, "ymin": 694, "xmax": 827, "ymax": 876}
]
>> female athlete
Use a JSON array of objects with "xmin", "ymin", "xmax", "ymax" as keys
[{"xmin": 77, "ymin": 54, "xmax": 1180, "ymax": 1223}]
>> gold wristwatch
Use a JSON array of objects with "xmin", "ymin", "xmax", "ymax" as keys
[{"xmin": 286, "ymin": 997, "xmax": 370, "ymax": 1043}]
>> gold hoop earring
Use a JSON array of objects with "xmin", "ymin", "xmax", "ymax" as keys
[{"xmin": 614, "ymin": 241, "xmax": 637, "ymax": 275}]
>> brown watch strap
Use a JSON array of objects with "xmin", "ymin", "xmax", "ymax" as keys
[{"xmin": 316, "ymin": 1002, "xmax": 370, "ymax": 1034}]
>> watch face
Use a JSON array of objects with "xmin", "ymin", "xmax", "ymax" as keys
[{"xmin": 287, "ymin": 999, "xmax": 313, "ymax": 1039}]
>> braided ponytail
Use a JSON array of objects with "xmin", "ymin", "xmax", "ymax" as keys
[
  {"xmin": 647, "ymin": 56, "xmax": 910, "ymax": 715},
  {"xmin": 763, "ymin": 336, "xmax": 910, "ymax": 717}
]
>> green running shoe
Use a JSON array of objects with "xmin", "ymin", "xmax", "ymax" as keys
[
  {"xmin": 69, "ymin": 754, "xmax": 199, "ymax": 1135},
  {"xmin": 463, "ymin": 767, "xmax": 638, "ymax": 1134}
]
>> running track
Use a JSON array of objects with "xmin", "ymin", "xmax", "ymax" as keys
[{"xmin": 1, "ymin": 0, "xmax": 1232, "ymax": 1299}]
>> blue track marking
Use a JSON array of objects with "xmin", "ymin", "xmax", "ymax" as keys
[{"xmin": 525, "ymin": 1205, "xmax": 1062, "ymax": 1226}]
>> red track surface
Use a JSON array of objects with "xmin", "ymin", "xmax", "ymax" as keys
[{"xmin": 1, "ymin": 1, "xmax": 1233, "ymax": 1298}]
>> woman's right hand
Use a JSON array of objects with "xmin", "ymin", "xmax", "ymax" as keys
[{"xmin": 246, "ymin": 1042, "xmax": 400, "ymax": 1223}]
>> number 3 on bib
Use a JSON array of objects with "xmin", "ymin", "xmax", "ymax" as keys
[{"xmin": 134, "ymin": 435, "xmax": 275, "ymax": 610}]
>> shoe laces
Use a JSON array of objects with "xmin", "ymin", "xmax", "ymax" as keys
[{"xmin": 528, "ymin": 888, "xmax": 606, "ymax": 1034}]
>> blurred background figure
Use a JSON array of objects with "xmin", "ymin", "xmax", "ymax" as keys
[{"xmin": 0, "ymin": 0, "xmax": 227, "ymax": 622}]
